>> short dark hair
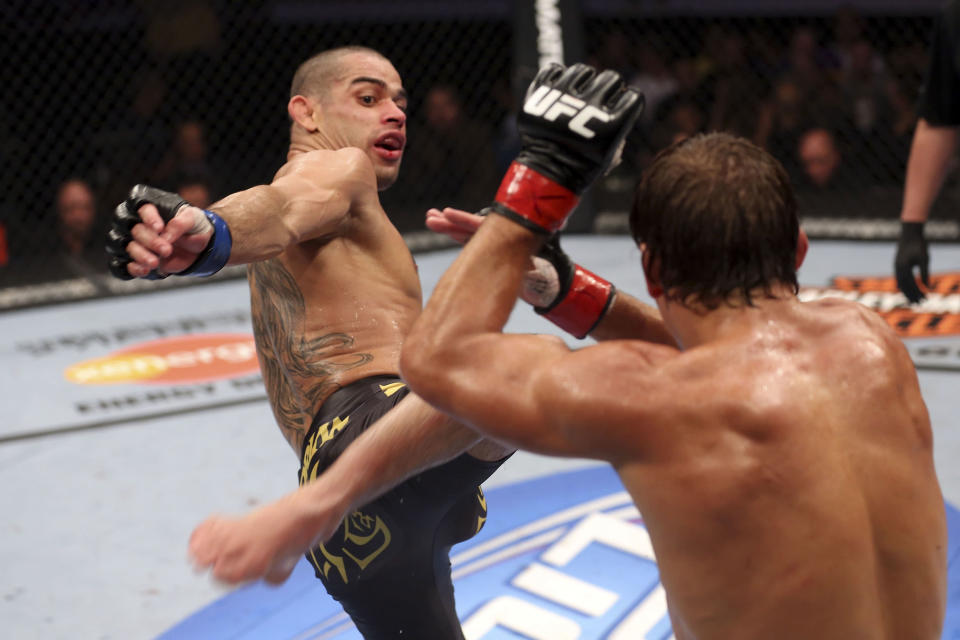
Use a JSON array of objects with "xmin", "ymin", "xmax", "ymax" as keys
[
  {"xmin": 629, "ymin": 132, "xmax": 800, "ymax": 309},
  {"xmin": 290, "ymin": 46, "xmax": 390, "ymax": 99}
]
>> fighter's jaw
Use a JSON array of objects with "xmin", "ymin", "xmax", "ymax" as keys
[{"xmin": 374, "ymin": 163, "xmax": 401, "ymax": 191}]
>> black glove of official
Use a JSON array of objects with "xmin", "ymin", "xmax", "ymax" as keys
[
  {"xmin": 894, "ymin": 221, "xmax": 929, "ymax": 304},
  {"xmin": 106, "ymin": 185, "xmax": 190, "ymax": 280},
  {"xmin": 515, "ymin": 63, "xmax": 645, "ymax": 194}
]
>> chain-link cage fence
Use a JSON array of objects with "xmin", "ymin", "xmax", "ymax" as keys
[
  {"xmin": 584, "ymin": 10, "xmax": 941, "ymax": 238},
  {"xmin": 0, "ymin": 1, "xmax": 948, "ymax": 304}
]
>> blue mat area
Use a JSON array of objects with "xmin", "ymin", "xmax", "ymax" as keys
[{"xmin": 945, "ymin": 501, "xmax": 960, "ymax": 640}]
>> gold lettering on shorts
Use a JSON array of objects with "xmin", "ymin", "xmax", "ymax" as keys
[
  {"xmin": 476, "ymin": 488, "xmax": 487, "ymax": 533},
  {"xmin": 379, "ymin": 382, "xmax": 406, "ymax": 397},
  {"xmin": 315, "ymin": 509, "xmax": 392, "ymax": 584},
  {"xmin": 299, "ymin": 416, "xmax": 350, "ymax": 486}
]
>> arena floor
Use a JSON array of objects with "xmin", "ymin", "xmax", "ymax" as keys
[{"xmin": 2, "ymin": 235, "xmax": 959, "ymax": 640}]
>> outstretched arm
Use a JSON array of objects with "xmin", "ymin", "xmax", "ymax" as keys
[
  {"xmin": 404, "ymin": 63, "xmax": 650, "ymax": 457},
  {"xmin": 189, "ymin": 390, "xmax": 509, "ymax": 585},
  {"xmin": 404, "ymin": 211, "xmax": 672, "ymax": 462},
  {"xmin": 427, "ymin": 206, "xmax": 676, "ymax": 346},
  {"xmin": 107, "ymin": 148, "xmax": 375, "ymax": 279}
]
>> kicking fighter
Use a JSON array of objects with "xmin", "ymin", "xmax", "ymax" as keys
[
  {"xmin": 401, "ymin": 64, "xmax": 948, "ymax": 639},
  {"xmin": 107, "ymin": 46, "xmax": 520, "ymax": 640}
]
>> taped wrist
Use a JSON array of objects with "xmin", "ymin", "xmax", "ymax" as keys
[
  {"xmin": 536, "ymin": 264, "xmax": 616, "ymax": 339},
  {"xmin": 176, "ymin": 210, "xmax": 232, "ymax": 277},
  {"xmin": 490, "ymin": 161, "xmax": 580, "ymax": 235}
]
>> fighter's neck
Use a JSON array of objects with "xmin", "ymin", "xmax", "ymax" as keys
[
  {"xmin": 662, "ymin": 287, "xmax": 799, "ymax": 350},
  {"xmin": 287, "ymin": 126, "xmax": 339, "ymax": 158}
]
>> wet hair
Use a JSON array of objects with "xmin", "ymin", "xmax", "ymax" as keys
[
  {"xmin": 629, "ymin": 132, "xmax": 800, "ymax": 309},
  {"xmin": 290, "ymin": 46, "xmax": 390, "ymax": 99}
]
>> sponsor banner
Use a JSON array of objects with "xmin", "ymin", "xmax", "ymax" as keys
[
  {"xmin": 65, "ymin": 333, "xmax": 259, "ymax": 386},
  {"xmin": 161, "ymin": 466, "xmax": 960, "ymax": 640},
  {"xmin": 0, "ymin": 280, "xmax": 264, "ymax": 441}
]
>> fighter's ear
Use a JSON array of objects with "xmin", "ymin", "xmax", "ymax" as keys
[
  {"xmin": 641, "ymin": 244, "xmax": 664, "ymax": 299},
  {"xmin": 795, "ymin": 228, "xmax": 809, "ymax": 271},
  {"xmin": 288, "ymin": 95, "xmax": 319, "ymax": 132}
]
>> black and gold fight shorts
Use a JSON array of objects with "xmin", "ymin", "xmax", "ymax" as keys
[{"xmin": 299, "ymin": 375, "xmax": 507, "ymax": 640}]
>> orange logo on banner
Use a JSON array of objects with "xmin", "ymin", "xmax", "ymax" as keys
[
  {"xmin": 799, "ymin": 272, "xmax": 960, "ymax": 338},
  {"xmin": 65, "ymin": 333, "xmax": 260, "ymax": 385}
]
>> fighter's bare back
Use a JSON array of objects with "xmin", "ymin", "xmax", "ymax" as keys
[{"xmin": 607, "ymin": 297, "xmax": 946, "ymax": 639}]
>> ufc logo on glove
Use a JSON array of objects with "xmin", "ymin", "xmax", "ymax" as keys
[
  {"xmin": 490, "ymin": 63, "xmax": 643, "ymax": 234},
  {"xmin": 523, "ymin": 86, "xmax": 613, "ymax": 139}
]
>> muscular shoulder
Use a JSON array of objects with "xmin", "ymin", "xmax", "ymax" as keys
[
  {"xmin": 804, "ymin": 297, "xmax": 900, "ymax": 351},
  {"xmin": 275, "ymin": 148, "xmax": 377, "ymax": 195},
  {"xmin": 543, "ymin": 340, "xmax": 682, "ymax": 419}
]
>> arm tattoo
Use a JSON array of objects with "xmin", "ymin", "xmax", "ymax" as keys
[{"xmin": 249, "ymin": 260, "xmax": 373, "ymax": 446}]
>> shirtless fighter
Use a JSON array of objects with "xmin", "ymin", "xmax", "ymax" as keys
[
  {"xmin": 106, "ymin": 46, "xmax": 525, "ymax": 639},
  {"xmin": 401, "ymin": 64, "xmax": 949, "ymax": 639}
]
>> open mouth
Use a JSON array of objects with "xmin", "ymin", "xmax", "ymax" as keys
[{"xmin": 374, "ymin": 133, "xmax": 405, "ymax": 160}]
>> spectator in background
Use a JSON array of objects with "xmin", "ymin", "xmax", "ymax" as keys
[
  {"xmin": 772, "ymin": 26, "xmax": 845, "ymax": 135},
  {"xmin": 694, "ymin": 24, "xmax": 728, "ymax": 84},
  {"xmin": 630, "ymin": 39, "xmax": 677, "ymax": 132},
  {"xmin": 839, "ymin": 38, "xmax": 892, "ymax": 179},
  {"xmin": 588, "ymin": 28, "xmax": 637, "ymax": 79},
  {"xmin": 653, "ymin": 57, "xmax": 707, "ymax": 123},
  {"xmin": 706, "ymin": 31, "xmax": 766, "ymax": 140},
  {"xmin": 794, "ymin": 127, "xmax": 867, "ymax": 218},
  {"xmin": 641, "ymin": 57, "xmax": 708, "ymax": 159},
  {"xmin": 151, "ymin": 118, "xmax": 221, "ymax": 196},
  {"xmin": 797, "ymin": 128, "xmax": 845, "ymax": 190},
  {"xmin": 51, "ymin": 178, "xmax": 104, "ymax": 278},
  {"xmin": 661, "ymin": 100, "xmax": 705, "ymax": 147},
  {"xmin": 779, "ymin": 26, "xmax": 836, "ymax": 96},
  {"xmin": 94, "ymin": 67, "xmax": 171, "ymax": 208},
  {"xmin": 829, "ymin": 6, "xmax": 885, "ymax": 77},
  {"xmin": 402, "ymin": 84, "xmax": 498, "ymax": 212},
  {"xmin": 755, "ymin": 78, "xmax": 816, "ymax": 183}
]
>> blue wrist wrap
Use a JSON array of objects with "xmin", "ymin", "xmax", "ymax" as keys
[{"xmin": 178, "ymin": 210, "xmax": 232, "ymax": 277}]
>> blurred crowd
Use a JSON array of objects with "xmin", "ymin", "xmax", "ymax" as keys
[
  {"xmin": 584, "ymin": 9, "xmax": 934, "ymax": 219},
  {"xmin": 0, "ymin": 6, "xmax": 945, "ymax": 287}
]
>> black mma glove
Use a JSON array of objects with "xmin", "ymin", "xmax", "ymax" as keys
[
  {"xmin": 490, "ymin": 63, "xmax": 644, "ymax": 235},
  {"xmin": 528, "ymin": 235, "xmax": 616, "ymax": 339},
  {"xmin": 106, "ymin": 184, "xmax": 232, "ymax": 281},
  {"xmin": 894, "ymin": 221, "xmax": 929, "ymax": 304}
]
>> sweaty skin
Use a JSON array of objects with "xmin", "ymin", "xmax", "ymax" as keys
[
  {"xmin": 121, "ymin": 51, "xmax": 512, "ymax": 584},
  {"xmin": 401, "ymin": 213, "xmax": 948, "ymax": 640}
]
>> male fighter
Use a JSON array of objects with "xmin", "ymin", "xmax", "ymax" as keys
[
  {"xmin": 107, "ymin": 47, "xmax": 653, "ymax": 639},
  {"xmin": 401, "ymin": 64, "xmax": 948, "ymax": 638},
  {"xmin": 107, "ymin": 46, "xmax": 522, "ymax": 639}
]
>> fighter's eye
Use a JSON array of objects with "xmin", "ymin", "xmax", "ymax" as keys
[{"xmin": 359, "ymin": 95, "xmax": 376, "ymax": 105}]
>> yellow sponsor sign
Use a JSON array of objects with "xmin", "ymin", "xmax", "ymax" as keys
[{"xmin": 65, "ymin": 353, "xmax": 168, "ymax": 384}]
